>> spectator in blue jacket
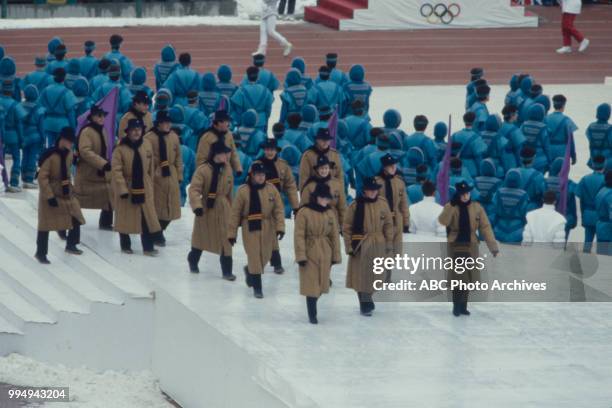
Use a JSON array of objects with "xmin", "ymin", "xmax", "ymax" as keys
[
  {"xmin": 499, "ymin": 105, "xmax": 526, "ymax": 169},
  {"xmin": 18, "ymin": 85, "xmax": 45, "ymax": 189},
  {"xmin": 298, "ymin": 104, "xmax": 319, "ymax": 136},
  {"xmin": 481, "ymin": 114, "xmax": 511, "ymax": 177},
  {"xmin": 586, "ymin": 103, "xmax": 611, "ymax": 167},
  {"xmin": 516, "ymin": 75, "xmax": 534, "ymax": 124},
  {"xmin": 72, "ymin": 78, "xmax": 91, "ymax": 118},
  {"xmin": 469, "ymin": 85, "xmax": 490, "ymax": 133},
  {"xmin": 231, "ymin": 67, "xmax": 273, "ymax": 132},
  {"xmin": 504, "ymin": 74, "xmax": 521, "ymax": 108},
  {"xmin": 22, "ymin": 56, "xmax": 53, "ymax": 93},
  {"xmin": 65, "ymin": 59, "xmax": 87, "ymax": 91},
  {"xmin": 216, "ymin": 64, "xmax": 238, "ymax": 100},
  {"xmin": 242, "ymin": 54, "xmax": 279, "ymax": 93},
  {"xmin": 451, "ymin": 111, "xmax": 487, "ymax": 177},
  {"xmin": 280, "ymin": 68, "xmax": 307, "ymax": 124},
  {"xmin": 492, "ymin": 169, "xmax": 529, "ymax": 243},
  {"xmin": 104, "ymin": 34, "xmax": 134, "ymax": 83},
  {"xmin": 199, "ymin": 72, "xmax": 226, "ymax": 119},
  {"xmin": 287, "ymin": 57, "xmax": 313, "ymax": 90},
  {"xmin": 163, "ymin": 53, "xmax": 200, "ymax": 107},
  {"xmin": 0, "ymin": 79, "xmax": 25, "ymax": 191},
  {"xmin": 282, "ymin": 113, "xmax": 303, "ymax": 146},
  {"xmin": 308, "ymin": 66, "xmax": 343, "ymax": 117},
  {"xmin": 154, "ymin": 44, "xmax": 178, "ymax": 92},
  {"xmin": 465, "ymin": 78, "xmax": 487, "ymax": 112},
  {"xmin": 576, "ymin": 155, "xmax": 606, "ymax": 252},
  {"xmin": 343, "ymin": 64, "xmax": 372, "ymax": 118},
  {"xmin": 46, "ymin": 36, "xmax": 63, "ymax": 63},
  {"xmin": 404, "ymin": 115, "xmax": 437, "ymax": 170},
  {"xmin": 46, "ymin": 44, "xmax": 69, "ymax": 76},
  {"xmin": 433, "ymin": 121, "xmax": 448, "ymax": 162},
  {"xmin": 521, "ymin": 103, "xmax": 551, "ymax": 173},
  {"xmin": 546, "ymin": 94, "xmax": 578, "ymax": 163},
  {"xmin": 79, "ymin": 40, "xmax": 98, "ymax": 80},
  {"xmin": 128, "ymin": 67, "xmax": 154, "ymax": 100},
  {"xmin": 595, "ymin": 171, "xmax": 612, "ymax": 255},
  {"xmin": 184, "ymin": 91, "xmax": 209, "ymax": 137},
  {"xmin": 90, "ymin": 58, "xmax": 111, "ymax": 96},
  {"xmin": 39, "ymin": 68, "xmax": 77, "ymax": 147},
  {"xmin": 511, "ymin": 146, "xmax": 546, "ymax": 212},
  {"xmin": 465, "ymin": 67, "xmax": 484, "ymax": 110},
  {"xmin": 235, "ymin": 110, "xmax": 266, "ymax": 158},
  {"xmin": 475, "ymin": 158, "xmax": 503, "ymax": 221},
  {"xmin": 91, "ymin": 64, "xmax": 132, "ymax": 119},
  {"xmin": 316, "ymin": 53, "xmax": 347, "ymax": 87},
  {"xmin": 344, "ymin": 100, "xmax": 372, "ymax": 150}
]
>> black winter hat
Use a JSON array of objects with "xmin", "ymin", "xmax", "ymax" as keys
[
  {"xmin": 58, "ymin": 127, "xmax": 76, "ymax": 143},
  {"xmin": 125, "ymin": 118, "xmax": 144, "ymax": 132},
  {"xmin": 380, "ymin": 153, "xmax": 398, "ymax": 167},
  {"xmin": 260, "ymin": 138, "xmax": 281, "ymax": 151},
  {"xmin": 250, "ymin": 162, "xmax": 266, "ymax": 174},
  {"xmin": 362, "ymin": 177, "xmax": 382, "ymax": 191},
  {"xmin": 210, "ymin": 141, "xmax": 232, "ymax": 156},
  {"xmin": 312, "ymin": 183, "xmax": 333, "ymax": 200},
  {"xmin": 132, "ymin": 91, "xmax": 150, "ymax": 105},
  {"xmin": 315, "ymin": 127, "xmax": 332, "ymax": 140},
  {"xmin": 179, "ymin": 53, "xmax": 191, "ymax": 66},
  {"xmin": 455, "ymin": 181, "xmax": 473, "ymax": 195},
  {"xmin": 155, "ymin": 110, "xmax": 172, "ymax": 124},
  {"xmin": 90, "ymin": 105, "xmax": 108, "ymax": 117},
  {"xmin": 213, "ymin": 110, "xmax": 230, "ymax": 123},
  {"xmin": 314, "ymin": 155, "xmax": 331, "ymax": 169}
]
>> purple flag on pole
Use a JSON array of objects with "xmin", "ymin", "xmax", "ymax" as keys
[
  {"xmin": 218, "ymin": 95, "xmax": 227, "ymax": 112},
  {"xmin": 557, "ymin": 132, "xmax": 573, "ymax": 216},
  {"xmin": 76, "ymin": 87, "xmax": 119, "ymax": 161},
  {"xmin": 328, "ymin": 109, "xmax": 339, "ymax": 149},
  {"xmin": 436, "ymin": 114, "xmax": 453, "ymax": 205}
]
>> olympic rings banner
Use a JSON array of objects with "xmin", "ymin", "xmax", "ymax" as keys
[
  {"xmin": 339, "ymin": 0, "xmax": 538, "ymax": 31},
  {"xmin": 420, "ymin": 3, "xmax": 462, "ymax": 25}
]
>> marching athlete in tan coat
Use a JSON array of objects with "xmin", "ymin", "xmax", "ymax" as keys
[
  {"xmin": 298, "ymin": 127, "xmax": 344, "ymax": 191},
  {"xmin": 300, "ymin": 155, "xmax": 346, "ymax": 227},
  {"xmin": 188, "ymin": 141, "xmax": 236, "ymax": 280},
  {"xmin": 74, "ymin": 105, "xmax": 113, "ymax": 229},
  {"xmin": 196, "ymin": 110, "xmax": 242, "ymax": 175},
  {"xmin": 35, "ymin": 128, "xmax": 86, "ymax": 264},
  {"xmin": 118, "ymin": 92, "xmax": 153, "ymax": 139},
  {"xmin": 228, "ymin": 162, "xmax": 285, "ymax": 298},
  {"xmin": 143, "ymin": 110, "xmax": 183, "ymax": 246},
  {"xmin": 438, "ymin": 181, "xmax": 499, "ymax": 317},
  {"xmin": 253, "ymin": 138, "xmax": 299, "ymax": 274},
  {"xmin": 374, "ymin": 154, "xmax": 410, "ymax": 250},
  {"xmin": 343, "ymin": 177, "xmax": 394, "ymax": 317},
  {"xmin": 111, "ymin": 118, "xmax": 161, "ymax": 256},
  {"xmin": 294, "ymin": 183, "xmax": 341, "ymax": 324}
]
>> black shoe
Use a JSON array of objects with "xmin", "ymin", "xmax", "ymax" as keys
[
  {"xmin": 99, "ymin": 225, "xmax": 113, "ymax": 231},
  {"xmin": 452, "ymin": 303, "xmax": 461, "ymax": 317},
  {"xmin": 244, "ymin": 266, "xmax": 253, "ymax": 288},
  {"xmin": 252, "ymin": 274, "xmax": 263, "ymax": 298},
  {"xmin": 460, "ymin": 303, "xmax": 471, "ymax": 316},
  {"xmin": 154, "ymin": 240, "xmax": 166, "ymax": 247},
  {"xmin": 274, "ymin": 266, "xmax": 285, "ymax": 274},
  {"xmin": 220, "ymin": 256, "xmax": 235, "ymax": 281},
  {"xmin": 188, "ymin": 252, "xmax": 200, "ymax": 273},
  {"xmin": 35, "ymin": 254, "xmax": 50, "ymax": 264},
  {"xmin": 329, "ymin": 279, "xmax": 333, "ymax": 287},
  {"xmin": 254, "ymin": 291, "xmax": 264, "ymax": 299},
  {"xmin": 121, "ymin": 248, "xmax": 134, "ymax": 255},
  {"xmin": 65, "ymin": 246, "xmax": 83, "ymax": 255},
  {"xmin": 359, "ymin": 302, "xmax": 372, "ymax": 317}
]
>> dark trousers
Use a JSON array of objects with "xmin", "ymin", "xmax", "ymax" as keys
[
  {"xmin": 120, "ymin": 211, "xmax": 154, "ymax": 252},
  {"xmin": 452, "ymin": 289, "xmax": 469, "ymax": 311},
  {"xmin": 157, "ymin": 219, "xmax": 171, "ymax": 242},
  {"xmin": 278, "ymin": 0, "xmax": 296, "ymax": 14},
  {"xmin": 99, "ymin": 208, "xmax": 113, "ymax": 228},
  {"xmin": 36, "ymin": 217, "xmax": 81, "ymax": 256}
]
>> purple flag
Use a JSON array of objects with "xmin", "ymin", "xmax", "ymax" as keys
[
  {"xmin": 76, "ymin": 87, "xmax": 119, "ymax": 161},
  {"xmin": 436, "ymin": 114, "xmax": 453, "ymax": 205},
  {"xmin": 328, "ymin": 108, "xmax": 339, "ymax": 149},
  {"xmin": 557, "ymin": 132, "xmax": 573, "ymax": 216},
  {"xmin": 218, "ymin": 95, "xmax": 227, "ymax": 112}
]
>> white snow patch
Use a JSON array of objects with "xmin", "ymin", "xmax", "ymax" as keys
[{"xmin": 0, "ymin": 354, "xmax": 173, "ymax": 408}]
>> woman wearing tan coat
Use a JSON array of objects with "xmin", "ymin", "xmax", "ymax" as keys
[
  {"xmin": 118, "ymin": 92, "xmax": 153, "ymax": 139},
  {"xmin": 228, "ymin": 162, "xmax": 285, "ymax": 298},
  {"xmin": 143, "ymin": 110, "xmax": 183, "ymax": 246},
  {"xmin": 111, "ymin": 118, "xmax": 161, "ymax": 256},
  {"xmin": 300, "ymin": 155, "xmax": 346, "ymax": 227},
  {"xmin": 74, "ymin": 106, "xmax": 113, "ymax": 229},
  {"xmin": 438, "ymin": 181, "xmax": 499, "ymax": 317},
  {"xmin": 298, "ymin": 127, "xmax": 344, "ymax": 191},
  {"xmin": 294, "ymin": 183, "xmax": 341, "ymax": 324},
  {"xmin": 35, "ymin": 128, "xmax": 86, "ymax": 264},
  {"xmin": 343, "ymin": 177, "xmax": 394, "ymax": 317},
  {"xmin": 374, "ymin": 154, "xmax": 410, "ymax": 251},
  {"xmin": 188, "ymin": 141, "xmax": 235, "ymax": 281}
]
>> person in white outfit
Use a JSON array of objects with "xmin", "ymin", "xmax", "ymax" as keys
[
  {"xmin": 254, "ymin": 0, "xmax": 293, "ymax": 57},
  {"xmin": 522, "ymin": 191, "xmax": 567, "ymax": 247},
  {"xmin": 556, "ymin": 0, "xmax": 589, "ymax": 54},
  {"xmin": 408, "ymin": 181, "xmax": 446, "ymax": 238}
]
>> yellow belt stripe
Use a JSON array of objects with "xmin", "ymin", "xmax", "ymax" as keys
[{"xmin": 131, "ymin": 188, "xmax": 145, "ymax": 193}]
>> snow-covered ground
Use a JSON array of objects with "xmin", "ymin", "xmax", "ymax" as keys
[
  {"xmin": 0, "ymin": 354, "xmax": 173, "ymax": 408},
  {"xmin": 0, "ymin": 0, "xmax": 316, "ymax": 30}
]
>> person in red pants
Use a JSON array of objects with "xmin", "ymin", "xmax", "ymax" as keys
[{"xmin": 557, "ymin": 0, "xmax": 590, "ymax": 54}]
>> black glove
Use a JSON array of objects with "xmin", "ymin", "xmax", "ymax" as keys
[
  {"xmin": 403, "ymin": 226, "xmax": 410, "ymax": 233},
  {"xmin": 236, "ymin": 170, "xmax": 243, "ymax": 177},
  {"xmin": 194, "ymin": 208, "xmax": 204, "ymax": 217},
  {"xmin": 277, "ymin": 231, "xmax": 285, "ymax": 240},
  {"xmin": 48, "ymin": 197, "xmax": 58, "ymax": 207},
  {"xmin": 228, "ymin": 238, "xmax": 236, "ymax": 246},
  {"xmin": 298, "ymin": 260, "xmax": 307, "ymax": 267},
  {"xmin": 120, "ymin": 193, "xmax": 129, "ymax": 199},
  {"xmin": 331, "ymin": 260, "xmax": 340, "ymax": 265},
  {"xmin": 102, "ymin": 162, "xmax": 111, "ymax": 172}
]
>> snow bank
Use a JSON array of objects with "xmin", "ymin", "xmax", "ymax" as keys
[{"xmin": 0, "ymin": 354, "xmax": 172, "ymax": 408}]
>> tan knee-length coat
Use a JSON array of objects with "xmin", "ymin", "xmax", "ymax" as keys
[
  {"xmin": 37, "ymin": 150, "xmax": 86, "ymax": 232},
  {"xmin": 300, "ymin": 177, "xmax": 346, "ymax": 227},
  {"xmin": 196, "ymin": 129, "xmax": 242, "ymax": 172},
  {"xmin": 111, "ymin": 138, "xmax": 161, "ymax": 234},
  {"xmin": 118, "ymin": 110, "xmax": 153, "ymax": 139},
  {"xmin": 342, "ymin": 197, "xmax": 394, "ymax": 294},
  {"xmin": 189, "ymin": 161, "xmax": 234, "ymax": 256},
  {"xmin": 228, "ymin": 182, "xmax": 285, "ymax": 275},
  {"xmin": 298, "ymin": 147, "xmax": 344, "ymax": 191},
  {"xmin": 144, "ymin": 129, "xmax": 183, "ymax": 221},
  {"xmin": 294, "ymin": 206, "xmax": 341, "ymax": 297},
  {"xmin": 74, "ymin": 126, "xmax": 112, "ymax": 210},
  {"xmin": 375, "ymin": 174, "xmax": 410, "ymax": 248}
]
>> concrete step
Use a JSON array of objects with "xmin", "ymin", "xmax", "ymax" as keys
[
  {"xmin": 0, "ymin": 279, "xmax": 55, "ymax": 329},
  {"xmin": 0, "ymin": 314, "xmax": 22, "ymax": 335}
]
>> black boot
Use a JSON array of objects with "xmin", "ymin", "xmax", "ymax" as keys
[
  {"xmin": 460, "ymin": 301, "xmax": 471, "ymax": 316},
  {"xmin": 452, "ymin": 289, "xmax": 462, "ymax": 317},
  {"xmin": 358, "ymin": 292, "xmax": 372, "ymax": 316},
  {"xmin": 188, "ymin": 248, "xmax": 202, "ymax": 273},
  {"xmin": 57, "ymin": 230, "xmax": 67, "ymax": 241},
  {"xmin": 244, "ymin": 266, "xmax": 253, "ymax": 288},
  {"xmin": 220, "ymin": 255, "xmax": 236, "ymax": 281},
  {"xmin": 270, "ymin": 250, "xmax": 284, "ymax": 274},
  {"xmin": 99, "ymin": 209, "xmax": 113, "ymax": 230},
  {"xmin": 306, "ymin": 297, "xmax": 318, "ymax": 324},
  {"xmin": 252, "ymin": 274, "xmax": 263, "ymax": 298},
  {"xmin": 155, "ymin": 220, "xmax": 170, "ymax": 246},
  {"xmin": 65, "ymin": 219, "xmax": 83, "ymax": 255},
  {"xmin": 35, "ymin": 231, "xmax": 50, "ymax": 264},
  {"xmin": 120, "ymin": 233, "xmax": 133, "ymax": 254}
]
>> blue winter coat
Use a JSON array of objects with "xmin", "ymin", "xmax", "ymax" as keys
[
  {"xmin": 576, "ymin": 172, "xmax": 605, "ymax": 227},
  {"xmin": 546, "ymin": 111, "xmax": 578, "ymax": 163},
  {"xmin": 450, "ymin": 128, "xmax": 487, "ymax": 177},
  {"xmin": 163, "ymin": 66, "xmax": 200, "ymax": 107},
  {"xmin": 39, "ymin": 83, "xmax": 77, "ymax": 134},
  {"xmin": 231, "ymin": 83, "xmax": 273, "ymax": 131}
]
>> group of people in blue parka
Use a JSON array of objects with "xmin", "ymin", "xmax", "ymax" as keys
[{"xmin": 0, "ymin": 37, "xmax": 611, "ymax": 256}]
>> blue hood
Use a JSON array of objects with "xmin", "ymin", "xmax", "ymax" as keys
[
  {"xmin": 131, "ymin": 67, "xmax": 147, "ymax": 86},
  {"xmin": 434, "ymin": 122, "xmax": 447, "ymax": 140},
  {"xmin": 301, "ymin": 104, "xmax": 319, "ymax": 123},
  {"xmin": 286, "ymin": 68, "xmax": 302, "ymax": 87},
  {"xmin": 509, "ymin": 74, "xmax": 519, "ymax": 91},
  {"xmin": 72, "ymin": 78, "xmax": 89, "ymax": 97},
  {"xmin": 68, "ymin": 59, "xmax": 81, "ymax": 75},
  {"xmin": 217, "ymin": 64, "xmax": 232, "ymax": 82},
  {"xmin": 383, "ymin": 109, "xmax": 401, "ymax": 129},
  {"xmin": 527, "ymin": 103, "xmax": 545, "ymax": 122},
  {"xmin": 169, "ymin": 105, "xmax": 185, "ymax": 124},
  {"xmin": 24, "ymin": 84, "xmax": 39, "ymax": 102},
  {"xmin": 597, "ymin": 103, "xmax": 611, "ymax": 122},
  {"xmin": 407, "ymin": 147, "xmax": 425, "ymax": 166},
  {"xmin": 291, "ymin": 57, "xmax": 306, "ymax": 75},
  {"xmin": 549, "ymin": 157, "xmax": 564, "ymax": 177},
  {"xmin": 485, "ymin": 114, "xmax": 501, "ymax": 132},
  {"xmin": 520, "ymin": 76, "xmax": 533, "ymax": 95},
  {"xmin": 241, "ymin": 109, "xmax": 258, "ymax": 127},
  {"xmin": 280, "ymin": 144, "xmax": 301, "ymax": 166},
  {"xmin": 505, "ymin": 169, "xmax": 522, "ymax": 188},
  {"xmin": 201, "ymin": 73, "xmax": 216, "ymax": 91},
  {"xmin": 349, "ymin": 64, "xmax": 365, "ymax": 82},
  {"xmin": 480, "ymin": 158, "xmax": 496, "ymax": 177},
  {"xmin": 47, "ymin": 37, "xmax": 63, "ymax": 54},
  {"xmin": 161, "ymin": 45, "xmax": 176, "ymax": 63},
  {"xmin": 0, "ymin": 57, "xmax": 16, "ymax": 76},
  {"xmin": 0, "ymin": 46, "xmax": 4, "ymax": 60},
  {"xmin": 533, "ymin": 95, "xmax": 550, "ymax": 113}
]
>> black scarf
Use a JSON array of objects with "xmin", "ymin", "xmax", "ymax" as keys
[
  {"xmin": 380, "ymin": 172, "xmax": 394, "ymax": 213},
  {"xmin": 301, "ymin": 174, "xmax": 331, "ymax": 193},
  {"xmin": 206, "ymin": 161, "xmax": 224, "ymax": 209},
  {"xmin": 121, "ymin": 137, "xmax": 145, "ymax": 204},
  {"xmin": 456, "ymin": 200, "xmax": 472, "ymax": 243},
  {"xmin": 247, "ymin": 179, "xmax": 265, "ymax": 232},
  {"xmin": 259, "ymin": 156, "xmax": 280, "ymax": 191},
  {"xmin": 153, "ymin": 128, "xmax": 171, "ymax": 177},
  {"xmin": 351, "ymin": 195, "xmax": 376, "ymax": 254},
  {"xmin": 38, "ymin": 147, "xmax": 70, "ymax": 196},
  {"xmin": 308, "ymin": 145, "xmax": 334, "ymax": 168},
  {"xmin": 305, "ymin": 202, "xmax": 328, "ymax": 213}
]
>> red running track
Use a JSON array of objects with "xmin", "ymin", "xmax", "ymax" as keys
[{"xmin": 1, "ymin": 5, "xmax": 611, "ymax": 86}]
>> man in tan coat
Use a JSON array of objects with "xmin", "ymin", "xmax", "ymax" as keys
[
  {"xmin": 74, "ymin": 105, "xmax": 113, "ymax": 230},
  {"xmin": 253, "ymin": 138, "xmax": 299, "ymax": 274},
  {"xmin": 143, "ymin": 110, "xmax": 183, "ymax": 246},
  {"xmin": 300, "ymin": 155, "xmax": 346, "ymax": 227},
  {"xmin": 188, "ymin": 141, "xmax": 235, "ymax": 280},
  {"xmin": 228, "ymin": 162, "xmax": 285, "ymax": 298},
  {"xmin": 118, "ymin": 92, "xmax": 153, "ymax": 139},
  {"xmin": 343, "ymin": 177, "xmax": 394, "ymax": 317},
  {"xmin": 111, "ymin": 118, "xmax": 161, "ymax": 256},
  {"xmin": 298, "ymin": 127, "xmax": 344, "ymax": 191},
  {"xmin": 294, "ymin": 183, "xmax": 341, "ymax": 324},
  {"xmin": 374, "ymin": 154, "xmax": 410, "ymax": 251},
  {"xmin": 196, "ymin": 110, "xmax": 242, "ymax": 176},
  {"xmin": 438, "ymin": 181, "xmax": 499, "ymax": 317},
  {"xmin": 36, "ymin": 127, "xmax": 86, "ymax": 264}
]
